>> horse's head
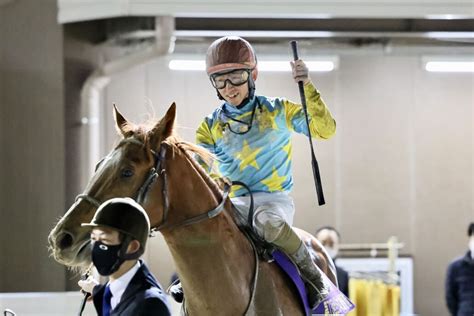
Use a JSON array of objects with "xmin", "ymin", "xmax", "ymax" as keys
[{"xmin": 48, "ymin": 103, "xmax": 177, "ymax": 267}]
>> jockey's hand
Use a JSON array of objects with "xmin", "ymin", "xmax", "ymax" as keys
[
  {"xmin": 78, "ymin": 276, "xmax": 99, "ymax": 295},
  {"xmin": 290, "ymin": 59, "xmax": 311, "ymax": 85}
]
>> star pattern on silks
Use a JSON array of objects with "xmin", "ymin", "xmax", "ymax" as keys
[
  {"xmin": 281, "ymin": 141, "xmax": 292, "ymax": 161},
  {"xmin": 237, "ymin": 140, "xmax": 262, "ymax": 171},
  {"xmin": 258, "ymin": 106, "xmax": 279, "ymax": 132},
  {"xmin": 211, "ymin": 120, "xmax": 224, "ymax": 140},
  {"xmin": 261, "ymin": 167, "xmax": 286, "ymax": 191}
]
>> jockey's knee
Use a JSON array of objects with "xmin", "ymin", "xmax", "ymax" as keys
[
  {"xmin": 253, "ymin": 208, "xmax": 301, "ymax": 255},
  {"xmin": 253, "ymin": 208, "xmax": 286, "ymax": 242}
]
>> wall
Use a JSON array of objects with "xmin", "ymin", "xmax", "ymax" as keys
[
  {"xmin": 99, "ymin": 51, "xmax": 473, "ymax": 315},
  {"xmin": 0, "ymin": 0, "xmax": 67, "ymax": 291}
]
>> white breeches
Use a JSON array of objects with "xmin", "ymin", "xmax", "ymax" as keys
[{"xmin": 231, "ymin": 192, "xmax": 295, "ymax": 243}]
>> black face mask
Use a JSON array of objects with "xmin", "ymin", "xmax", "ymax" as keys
[{"xmin": 91, "ymin": 241, "xmax": 125, "ymax": 276}]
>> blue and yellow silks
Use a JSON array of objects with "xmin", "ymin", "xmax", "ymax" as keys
[{"xmin": 196, "ymin": 82, "xmax": 336, "ymax": 197}]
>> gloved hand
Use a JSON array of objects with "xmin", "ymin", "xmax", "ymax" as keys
[
  {"xmin": 78, "ymin": 276, "xmax": 99, "ymax": 294},
  {"xmin": 168, "ymin": 280, "xmax": 184, "ymax": 303},
  {"xmin": 290, "ymin": 59, "xmax": 311, "ymax": 85}
]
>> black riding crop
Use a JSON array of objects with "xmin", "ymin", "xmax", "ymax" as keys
[
  {"xmin": 290, "ymin": 40, "xmax": 325, "ymax": 206},
  {"xmin": 77, "ymin": 264, "xmax": 93, "ymax": 316}
]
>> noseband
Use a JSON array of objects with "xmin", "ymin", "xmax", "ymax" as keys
[{"xmin": 75, "ymin": 138, "xmax": 230, "ymax": 232}]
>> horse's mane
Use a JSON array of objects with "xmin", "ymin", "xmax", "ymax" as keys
[
  {"xmin": 174, "ymin": 140, "xmax": 225, "ymax": 197},
  {"xmin": 125, "ymin": 121, "xmax": 222, "ymax": 194}
]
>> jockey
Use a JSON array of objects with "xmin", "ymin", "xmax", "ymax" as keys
[{"xmin": 194, "ymin": 36, "xmax": 336, "ymax": 308}]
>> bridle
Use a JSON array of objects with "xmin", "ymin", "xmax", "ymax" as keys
[{"xmin": 75, "ymin": 137, "xmax": 230, "ymax": 232}]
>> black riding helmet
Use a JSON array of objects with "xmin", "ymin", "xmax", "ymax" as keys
[{"xmin": 82, "ymin": 197, "xmax": 150, "ymax": 257}]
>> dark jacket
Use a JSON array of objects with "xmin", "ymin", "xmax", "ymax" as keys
[
  {"xmin": 445, "ymin": 251, "xmax": 474, "ymax": 316},
  {"xmin": 335, "ymin": 264, "xmax": 349, "ymax": 297},
  {"xmin": 93, "ymin": 261, "xmax": 171, "ymax": 316}
]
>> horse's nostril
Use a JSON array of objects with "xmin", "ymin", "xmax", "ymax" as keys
[{"xmin": 58, "ymin": 233, "xmax": 74, "ymax": 250}]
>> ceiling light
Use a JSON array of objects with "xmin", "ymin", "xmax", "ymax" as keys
[
  {"xmin": 169, "ymin": 57, "xmax": 338, "ymax": 72},
  {"xmin": 422, "ymin": 56, "xmax": 474, "ymax": 73}
]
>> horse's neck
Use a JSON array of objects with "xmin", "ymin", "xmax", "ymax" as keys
[
  {"xmin": 162, "ymin": 150, "xmax": 254, "ymax": 313},
  {"xmin": 166, "ymin": 206, "xmax": 251, "ymax": 268},
  {"xmin": 165, "ymin": 208, "xmax": 254, "ymax": 314}
]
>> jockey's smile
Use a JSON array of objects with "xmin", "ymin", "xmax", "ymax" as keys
[{"xmin": 217, "ymin": 76, "xmax": 249, "ymax": 107}]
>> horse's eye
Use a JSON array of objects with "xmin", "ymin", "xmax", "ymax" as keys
[{"xmin": 121, "ymin": 169, "xmax": 134, "ymax": 178}]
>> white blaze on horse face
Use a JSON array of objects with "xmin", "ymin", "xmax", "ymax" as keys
[
  {"xmin": 89, "ymin": 150, "xmax": 124, "ymax": 191},
  {"xmin": 49, "ymin": 150, "xmax": 127, "ymax": 266}
]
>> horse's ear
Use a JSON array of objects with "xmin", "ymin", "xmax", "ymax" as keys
[
  {"xmin": 113, "ymin": 104, "xmax": 128, "ymax": 136},
  {"xmin": 149, "ymin": 102, "xmax": 176, "ymax": 147},
  {"xmin": 162, "ymin": 102, "xmax": 176, "ymax": 137}
]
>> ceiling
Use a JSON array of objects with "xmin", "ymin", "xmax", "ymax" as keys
[
  {"xmin": 91, "ymin": 16, "xmax": 473, "ymax": 56},
  {"xmin": 57, "ymin": 0, "xmax": 474, "ymax": 23},
  {"xmin": 61, "ymin": 0, "xmax": 474, "ymax": 56}
]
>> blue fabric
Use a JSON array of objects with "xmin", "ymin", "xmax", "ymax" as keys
[
  {"xmin": 335, "ymin": 263, "xmax": 349, "ymax": 296},
  {"xmin": 102, "ymin": 285, "xmax": 112, "ymax": 316},
  {"xmin": 272, "ymin": 250, "xmax": 354, "ymax": 315},
  {"xmin": 92, "ymin": 261, "xmax": 170, "ymax": 316},
  {"xmin": 196, "ymin": 83, "xmax": 336, "ymax": 197},
  {"xmin": 445, "ymin": 251, "xmax": 474, "ymax": 316}
]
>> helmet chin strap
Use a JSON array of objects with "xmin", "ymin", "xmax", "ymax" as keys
[{"xmin": 216, "ymin": 76, "xmax": 256, "ymax": 109}]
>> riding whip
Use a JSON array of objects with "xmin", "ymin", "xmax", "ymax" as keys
[
  {"xmin": 77, "ymin": 263, "xmax": 93, "ymax": 316},
  {"xmin": 290, "ymin": 40, "xmax": 325, "ymax": 206}
]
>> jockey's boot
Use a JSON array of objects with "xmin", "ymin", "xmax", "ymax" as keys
[
  {"xmin": 289, "ymin": 242, "xmax": 328, "ymax": 309},
  {"xmin": 263, "ymin": 219, "xmax": 328, "ymax": 309}
]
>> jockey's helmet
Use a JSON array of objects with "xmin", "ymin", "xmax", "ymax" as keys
[
  {"xmin": 206, "ymin": 36, "xmax": 257, "ymax": 76},
  {"xmin": 206, "ymin": 36, "xmax": 258, "ymax": 100}
]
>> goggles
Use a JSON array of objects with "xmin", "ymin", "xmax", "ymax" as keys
[{"xmin": 210, "ymin": 69, "xmax": 250, "ymax": 89}]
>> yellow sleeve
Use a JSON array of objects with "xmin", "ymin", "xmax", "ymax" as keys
[
  {"xmin": 284, "ymin": 81, "xmax": 336, "ymax": 139},
  {"xmin": 195, "ymin": 119, "xmax": 222, "ymax": 180}
]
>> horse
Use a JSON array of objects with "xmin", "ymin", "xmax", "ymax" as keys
[{"xmin": 48, "ymin": 103, "xmax": 338, "ymax": 315}]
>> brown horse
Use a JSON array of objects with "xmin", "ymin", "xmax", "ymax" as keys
[{"xmin": 48, "ymin": 103, "xmax": 337, "ymax": 315}]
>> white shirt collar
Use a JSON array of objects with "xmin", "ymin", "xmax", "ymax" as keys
[{"xmin": 108, "ymin": 261, "xmax": 141, "ymax": 310}]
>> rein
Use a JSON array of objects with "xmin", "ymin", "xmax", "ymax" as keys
[
  {"xmin": 75, "ymin": 137, "xmax": 230, "ymax": 233},
  {"xmin": 77, "ymin": 137, "xmax": 258, "ymax": 315}
]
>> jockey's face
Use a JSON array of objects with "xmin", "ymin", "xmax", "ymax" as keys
[
  {"xmin": 220, "ymin": 82, "xmax": 249, "ymax": 107},
  {"xmin": 213, "ymin": 70, "xmax": 250, "ymax": 107}
]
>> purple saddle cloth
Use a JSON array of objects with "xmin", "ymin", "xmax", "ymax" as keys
[{"xmin": 273, "ymin": 250, "xmax": 355, "ymax": 315}]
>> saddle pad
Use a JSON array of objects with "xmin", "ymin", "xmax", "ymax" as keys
[{"xmin": 273, "ymin": 250, "xmax": 355, "ymax": 315}]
